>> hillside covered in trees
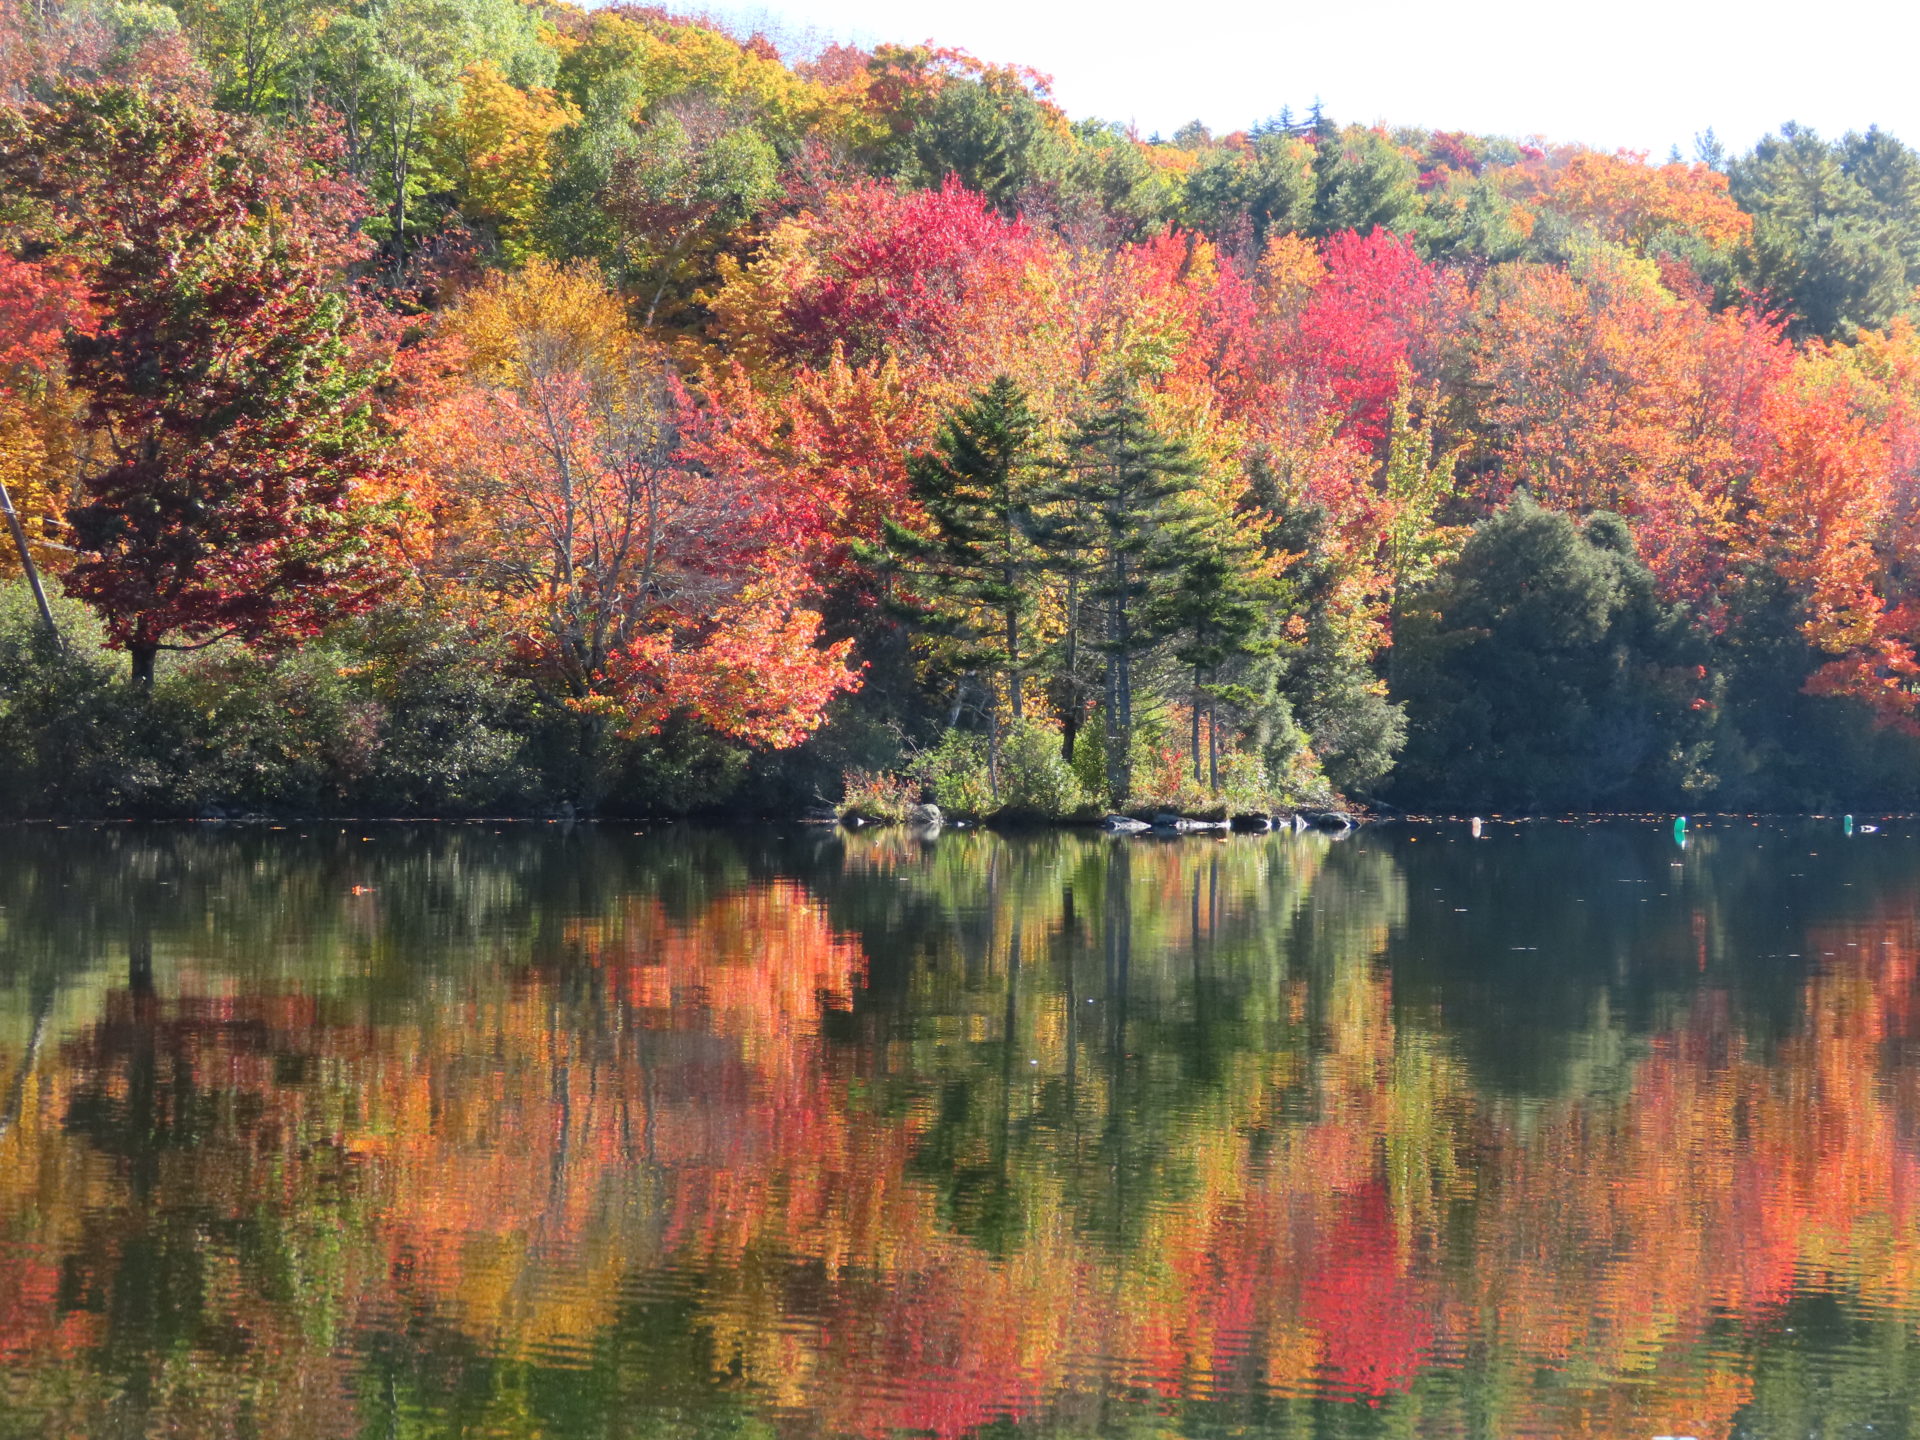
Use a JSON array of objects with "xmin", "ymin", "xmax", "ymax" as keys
[{"xmin": 6, "ymin": 0, "xmax": 1920, "ymax": 816}]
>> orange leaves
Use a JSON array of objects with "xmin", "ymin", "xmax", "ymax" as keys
[
  {"xmin": 1473, "ymin": 248, "xmax": 1792, "ymax": 603},
  {"xmin": 601, "ymin": 566, "xmax": 859, "ymax": 747},
  {"xmin": 1468, "ymin": 238, "xmax": 1920, "ymax": 729},
  {"xmin": 399, "ymin": 259, "xmax": 858, "ymax": 746},
  {"xmin": 686, "ymin": 351, "xmax": 933, "ymax": 565},
  {"xmin": 1746, "ymin": 361, "xmax": 1916, "ymax": 725},
  {"xmin": 0, "ymin": 253, "xmax": 92, "ymax": 568},
  {"xmin": 1744, "ymin": 365, "xmax": 1889, "ymax": 625},
  {"xmin": 1529, "ymin": 149, "xmax": 1752, "ymax": 252}
]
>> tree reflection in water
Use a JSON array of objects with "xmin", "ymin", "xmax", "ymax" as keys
[{"xmin": 0, "ymin": 819, "xmax": 1916, "ymax": 1439}]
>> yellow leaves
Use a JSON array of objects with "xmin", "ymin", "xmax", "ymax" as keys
[
  {"xmin": 1259, "ymin": 232, "xmax": 1326, "ymax": 315},
  {"xmin": 566, "ymin": 10, "xmax": 842, "ymax": 143},
  {"xmin": 429, "ymin": 61, "xmax": 578, "ymax": 265},
  {"xmin": 449, "ymin": 255, "xmax": 650, "ymax": 395},
  {"xmin": 1378, "ymin": 369, "xmax": 1467, "ymax": 599},
  {"xmin": 700, "ymin": 217, "xmax": 819, "ymax": 379},
  {"xmin": 0, "ymin": 373, "xmax": 79, "ymax": 576}
]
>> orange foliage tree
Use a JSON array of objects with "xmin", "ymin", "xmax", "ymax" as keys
[{"xmin": 403, "ymin": 258, "xmax": 858, "ymax": 748}]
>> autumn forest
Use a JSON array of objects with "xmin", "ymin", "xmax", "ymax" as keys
[{"xmin": 7, "ymin": 0, "xmax": 1920, "ymax": 816}]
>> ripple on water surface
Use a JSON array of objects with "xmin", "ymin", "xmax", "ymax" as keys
[{"xmin": 0, "ymin": 818, "xmax": 1916, "ymax": 1437}]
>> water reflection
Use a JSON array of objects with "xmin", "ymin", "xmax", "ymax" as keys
[{"xmin": 0, "ymin": 820, "xmax": 1917, "ymax": 1437}]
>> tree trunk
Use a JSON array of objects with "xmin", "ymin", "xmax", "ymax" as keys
[
  {"xmin": 0, "ymin": 478, "xmax": 61, "ymax": 652},
  {"xmin": 1104, "ymin": 575, "xmax": 1128, "ymax": 806},
  {"xmin": 987, "ymin": 700, "xmax": 1001, "ymax": 801},
  {"xmin": 1005, "ymin": 600, "xmax": 1022, "ymax": 722},
  {"xmin": 1191, "ymin": 688, "xmax": 1202, "ymax": 786},
  {"xmin": 571, "ymin": 707, "xmax": 606, "ymax": 812},
  {"xmin": 130, "ymin": 644, "xmax": 157, "ymax": 688},
  {"xmin": 1058, "ymin": 573, "xmax": 1080, "ymax": 761}
]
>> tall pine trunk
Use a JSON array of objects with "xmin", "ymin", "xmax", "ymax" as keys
[
  {"xmin": 1059, "ymin": 572, "xmax": 1080, "ymax": 761},
  {"xmin": 1104, "ymin": 550, "xmax": 1131, "ymax": 805},
  {"xmin": 1208, "ymin": 699, "xmax": 1221, "ymax": 793}
]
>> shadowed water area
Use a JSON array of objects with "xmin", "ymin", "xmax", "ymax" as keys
[{"xmin": 1, "ymin": 818, "xmax": 1917, "ymax": 1439}]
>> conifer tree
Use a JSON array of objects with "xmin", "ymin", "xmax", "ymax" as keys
[
  {"xmin": 1034, "ymin": 375, "xmax": 1199, "ymax": 805},
  {"xmin": 1156, "ymin": 540, "xmax": 1280, "ymax": 792},
  {"xmin": 874, "ymin": 376, "xmax": 1045, "ymax": 742}
]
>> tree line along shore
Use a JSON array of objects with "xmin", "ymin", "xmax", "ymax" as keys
[{"xmin": 6, "ymin": 1, "xmax": 1920, "ymax": 820}]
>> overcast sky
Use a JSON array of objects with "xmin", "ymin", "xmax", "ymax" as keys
[{"xmin": 670, "ymin": 0, "xmax": 1919, "ymax": 158}]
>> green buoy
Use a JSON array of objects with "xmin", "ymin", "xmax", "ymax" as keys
[{"xmin": 1845, "ymin": 814, "xmax": 1855, "ymax": 836}]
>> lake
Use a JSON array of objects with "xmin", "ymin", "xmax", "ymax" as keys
[{"xmin": 0, "ymin": 817, "xmax": 1914, "ymax": 1439}]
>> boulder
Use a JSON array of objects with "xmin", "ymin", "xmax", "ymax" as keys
[
  {"xmin": 1102, "ymin": 814, "xmax": 1151, "ymax": 833},
  {"xmin": 1230, "ymin": 814, "xmax": 1273, "ymax": 832},
  {"xmin": 907, "ymin": 802, "xmax": 944, "ymax": 829}
]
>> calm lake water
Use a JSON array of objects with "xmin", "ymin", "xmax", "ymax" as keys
[{"xmin": 1, "ymin": 818, "xmax": 1917, "ymax": 1439}]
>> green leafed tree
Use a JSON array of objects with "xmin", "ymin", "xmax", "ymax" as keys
[
  {"xmin": 1387, "ymin": 495, "xmax": 1713, "ymax": 811},
  {"xmin": 884, "ymin": 64, "xmax": 1067, "ymax": 216},
  {"xmin": 309, "ymin": 0, "xmax": 554, "ymax": 271},
  {"xmin": 603, "ymin": 97, "xmax": 777, "ymax": 327},
  {"xmin": 1153, "ymin": 537, "xmax": 1282, "ymax": 793},
  {"xmin": 1179, "ymin": 130, "xmax": 1314, "ymax": 251},
  {"xmin": 1729, "ymin": 122, "xmax": 1920, "ymax": 338},
  {"xmin": 1309, "ymin": 123, "xmax": 1420, "ymax": 238}
]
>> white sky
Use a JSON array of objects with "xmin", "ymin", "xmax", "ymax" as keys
[{"xmin": 669, "ymin": 0, "xmax": 1920, "ymax": 157}]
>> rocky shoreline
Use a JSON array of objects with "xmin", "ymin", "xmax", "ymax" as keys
[{"xmin": 823, "ymin": 804, "xmax": 1364, "ymax": 835}]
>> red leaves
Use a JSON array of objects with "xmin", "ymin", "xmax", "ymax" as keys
[
  {"xmin": 684, "ymin": 353, "xmax": 933, "ymax": 569},
  {"xmin": 0, "ymin": 85, "xmax": 396, "ymax": 662},
  {"xmin": 1291, "ymin": 230, "xmax": 1446, "ymax": 452},
  {"xmin": 745, "ymin": 178, "xmax": 1042, "ymax": 369},
  {"xmin": 0, "ymin": 255, "xmax": 91, "ymax": 385}
]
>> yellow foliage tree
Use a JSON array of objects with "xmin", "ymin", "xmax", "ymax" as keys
[{"xmin": 429, "ymin": 60, "xmax": 578, "ymax": 263}]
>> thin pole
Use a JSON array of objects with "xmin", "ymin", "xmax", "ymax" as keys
[{"xmin": 0, "ymin": 476, "xmax": 62, "ymax": 651}]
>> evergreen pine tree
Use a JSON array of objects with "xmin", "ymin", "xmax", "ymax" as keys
[
  {"xmin": 1155, "ymin": 539, "xmax": 1281, "ymax": 792},
  {"xmin": 1033, "ymin": 375, "xmax": 1200, "ymax": 805},
  {"xmin": 872, "ymin": 376, "xmax": 1045, "ymax": 743}
]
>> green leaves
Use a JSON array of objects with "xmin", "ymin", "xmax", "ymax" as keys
[{"xmin": 1731, "ymin": 123, "xmax": 1920, "ymax": 338}]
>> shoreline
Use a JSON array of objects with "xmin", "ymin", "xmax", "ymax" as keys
[{"xmin": 0, "ymin": 809, "xmax": 1901, "ymax": 830}]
